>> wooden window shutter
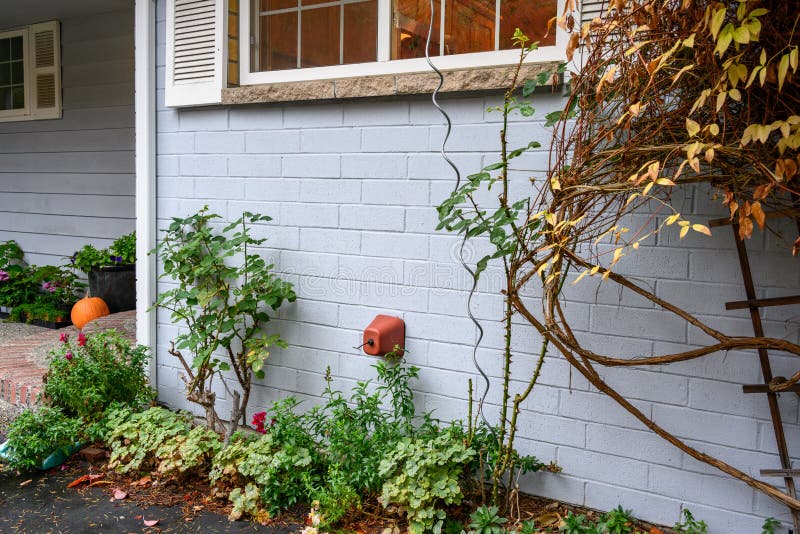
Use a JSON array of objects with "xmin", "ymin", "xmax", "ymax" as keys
[
  {"xmin": 165, "ymin": 0, "xmax": 227, "ymax": 107},
  {"xmin": 580, "ymin": 0, "xmax": 606, "ymax": 25},
  {"xmin": 28, "ymin": 21, "xmax": 61, "ymax": 120}
]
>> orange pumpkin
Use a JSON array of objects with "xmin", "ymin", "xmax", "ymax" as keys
[{"xmin": 71, "ymin": 297, "xmax": 110, "ymax": 330}]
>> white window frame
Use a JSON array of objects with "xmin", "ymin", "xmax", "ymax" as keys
[
  {"xmin": 0, "ymin": 28, "xmax": 31, "ymax": 121},
  {"xmin": 240, "ymin": 0, "xmax": 571, "ymax": 86}
]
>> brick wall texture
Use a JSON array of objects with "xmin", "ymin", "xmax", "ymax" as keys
[{"xmin": 155, "ymin": 5, "xmax": 800, "ymax": 533}]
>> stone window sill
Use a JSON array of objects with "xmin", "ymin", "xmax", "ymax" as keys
[{"xmin": 221, "ymin": 62, "xmax": 562, "ymax": 105}]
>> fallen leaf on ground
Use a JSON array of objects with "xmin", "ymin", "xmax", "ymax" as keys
[
  {"xmin": 19, "ymin": 479, "xmax": 32, "ymax": 487},
  {"xmin": 143, "ymin": 518, "xmax": 160, "ymax": 527},
  {"xmin": 649, "ymin": 528, "xmax": 664, "ymax": 534},
  {"xmin": 67, "ymin": 474, "xmax": 104, "ymax": 488},
  {"xmin": 112, "ymin": 488, "xmax": 128, "ymax": 500},
  {"xmin": 132, "ymin": 475, "xmax": 152, "ymax": 486}
]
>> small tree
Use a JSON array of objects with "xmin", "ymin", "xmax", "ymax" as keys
[{"xmin": 153, "ymin": 207, "xmax": 295, "ymax": 440}]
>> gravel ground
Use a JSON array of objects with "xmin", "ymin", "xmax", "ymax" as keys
[{"xmin": 0, "ymin": 320, "xmax": 47, "ymax": 344}]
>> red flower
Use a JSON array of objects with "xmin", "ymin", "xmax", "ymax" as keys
[
  {"xmin": 59, "ymin": 333, "xmax": 69, "ymax": 343},
  {"xmin": 77, "ymin": 332, "xmax": 87, "ymax": 347},
  {"xmin": 251, "ymin": 411, "xmax": 268, "ymax": 434},
  {"xmin": 65, "ymin": 350, "xmax": 73, "ymax": 361}
]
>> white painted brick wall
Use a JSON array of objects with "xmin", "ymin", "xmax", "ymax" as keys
[{"xmin": 154, "ymin": 7, "xmax": 800, "ymax": 531}]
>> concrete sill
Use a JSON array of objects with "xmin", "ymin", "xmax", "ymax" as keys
[{"xmin": 221, "ymin": 62, "xmax": 563, "ymax": 105}]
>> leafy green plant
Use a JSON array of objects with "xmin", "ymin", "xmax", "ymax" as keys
[
  {"xmin": 468, "ymin": 505, "xmax": 508, "ymax": 534},
  {"xmin": 559, "ymin": 512, "xmax": 598, "ymax": 534},
  {"xmin": 378, "ymin": 426, "xmax": 475, "ymax": 534},
  {"xmin": 9, "ymin": 301, "xmax": 69, "ymax": 323},
  {"xmin": 0, "ymin": 240, "xmax": 24, "ymax": 270},
  {"xmin": 43, "ymin": 329, "xmax": 152, "ymax": 421},
  {"xmin": 236, "ymin": 398, "xmax": 321, "ymax": 514},
  {"xmin": 598, "ymin": 506, "xmax": 633, "ymax": 534},
  {"xmin": 153, "ymin": 207, "xmax": 295, "ymax": 439},
  {"xmin": 106, "ymin": 406, "xmax": 193, "ymax": 473},
  {"xmin": 761, "ymin": 517, "xmax": 780, "ymax": 534},
  {"xmin": 673, "ymin": 509, "xmax": 708, "ymax": 534},
  {"xmin": 3, "ymin": 407, "xmax": 80, "ymax": 470},
  {"xmin": 155, "ymin": 424, "xmax": 222, "ymax": 478},
  {"xmin": 228, "ymin": 483, "xmax": 264, "ymax": 522},
  {"xmin": 71, "ymin": 244, "xmax": 110, "ymax": 274},
  {"xmin": 110, "ymin": 232, "xmax": 136, "ymax": 264}
]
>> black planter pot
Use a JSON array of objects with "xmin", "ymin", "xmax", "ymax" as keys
[{"xmin": 89, "ymin": 264, "xmax": 136, "ymax": 313}]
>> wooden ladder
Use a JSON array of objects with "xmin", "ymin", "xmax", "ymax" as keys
[{"xmin": 710, "ymin": 212, "xmax": 800, "ymax": 533}]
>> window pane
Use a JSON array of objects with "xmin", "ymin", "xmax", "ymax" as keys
[
  {"xmin": 444, "ymin": 0, "xmax": 495, "ymax": 55},
  {"xmin": 300, "ymin": 6, "xmax": 339, "ymax": 68},
  {"xmin": 10, "ymin": 36, "xmax": 22, "ymax": 60},
  {"xmin": 301, "ymin": 0, "xmax": 331, "ymax": 6},
  {"xmin": 0, "ymin": 87, "xmax": 11, "ymax": 110},
  {"xmin": 343, "ymin": 1, "xmax": 378, "ymax": 64},
  {"xmin": 0, "ymin": 39, "xmax": 8, "ymax": 62},
  {"xmin": 392, "ymin": 0, "xmax": 441, "ymax": 59},
  {"xmin": 0, "ymin": 63, "xmax": 9, "ymax": 86},
  {"xmin": 11, "ymin": 60, "xmax": 23, "ymax": 85},
  {"xmin": 11, "ymin": 86, "xmax": 23, "ymax": 109},
  {"xmin": 260, "ymin": 0, "xmax": 297, "ymax": 10},
  {"xmin": 258, "ymin": 12, "xmax": 298, "ymax": 70},
  {"xmin": 500, "ymin": 0, "xmax": 556, "ymax": 48}
]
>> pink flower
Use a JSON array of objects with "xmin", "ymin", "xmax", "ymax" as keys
[
  {"xmin": 77, "ymin": 332, "xmax": 87, "ymax": 347},
  {"xmin": 42, "ymin": 281, "xmax": 58, "ymax": 293},
  {"xmin": 59, "ymin": 333, "xmax": 69, "ymax": 343},
  {"xmin": 65, "ymin": 350, "xmax": 73, "ymax": 361},
  {"xmin": 0, "ymin": 271, "xmax": 8, "ymax": 282}
]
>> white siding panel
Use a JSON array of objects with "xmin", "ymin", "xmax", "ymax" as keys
[{"xmin": 0, "ymin": 9, "xmax": 135, "ymax": 263}]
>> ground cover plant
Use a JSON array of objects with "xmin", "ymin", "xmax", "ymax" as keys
[{"xmin": 153, "ymin": 207, "xmax": 296, "ymax": 440}]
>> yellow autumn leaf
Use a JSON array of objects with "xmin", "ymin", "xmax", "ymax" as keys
[
  {"xmin": 656, "ymin": 178, "xmax": 676, "ymax": 186},
  {"xmin": 732, "ymin": 26, "xmax": 750, "ymax": 44},
  {"xmin": 679, "ymin": 225, "xmax": 690, "ymax": 239},
  {"xmin": 708, "ymin": 124, "xmax": 720, "ymax": 136},
  {"xmin": 689, "ymin": 157, "xmax": 701, "ymax": 173},
  {"xmin": 611, "ymin": 247, "xmax": 625, "ymax": 265},
  {"xmin": 692, "ymin": 224, "xmax": 712, "ymax": 236},
  {"xmin": 573, "ymin": 270, "xmax": 590, "ymax": 284},
  {"xmin": 666, "ymin": 213, "xmax": 681, "ymax": 225},
  {"xmin": 625, "ymin": 193, "xmax": 638, "ymax": 206},
  {"xmin": 778, "ymin": 54, "xmax": 790, "ymax": 92},
  {"xmin": 550, "ymin": 176, "xmax": 562, "ymax": 191},
  {"xmin": 705, "ymin": 147, "xmax": 715, "ymax": 163},
  {"xmin": 710, "ymin": 8, "xmax": 726, "ymax": 39},
  {"xmin": 686, "ymin": 118, "xmax": 700, "ymax": 137},
  {"xmin": 716, "ymin": 91, "xmax": 726, "ymax": 112}
]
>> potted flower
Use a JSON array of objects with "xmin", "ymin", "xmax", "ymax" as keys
[
  {"xmin": 71, "ymin": 232, "xmax": 136, "ymax": 313},
  {"xmin": 8, "ymin": 265, "xmax": 83, "ymax": 328}
]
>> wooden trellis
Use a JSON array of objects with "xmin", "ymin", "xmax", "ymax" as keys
[{"xmin": 709, "ymin": 211, "xmax": 800, "ymax": 534}]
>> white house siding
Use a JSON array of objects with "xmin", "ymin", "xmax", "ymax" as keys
[
  {"xmin": 153, "ymin": 3, "xmax": 800, "ymax": 532},
  {"xmin": 0, "ymin": 9, "xmax": 135, "ymax": 267}
]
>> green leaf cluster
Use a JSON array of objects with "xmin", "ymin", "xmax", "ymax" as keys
[
  {"xmin": 378, "ymin": 427, "xmax": 475, "ymax": 534},
  {"xmin": 71, "ymin": 232, "xmax": 137, "ymax": 273},
  {"xmin": 3, "ymin": 407, "xmax": 80, "ymax": 470},
  {"xmin": 106, "ymin": 406, "xmax": 222, "ymax": 477},
  {"xmin": 44, "ymin": 330, "xmax": 152, "ymax": 421}
]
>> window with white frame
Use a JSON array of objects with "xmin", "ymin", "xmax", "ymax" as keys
[
  {"xmin": 0, "ymin": 21, "xmax": 61, "ymax": 122},
  {"xmin": 241, "ymin": 0, "xmax": 567, "ymax": 84}
]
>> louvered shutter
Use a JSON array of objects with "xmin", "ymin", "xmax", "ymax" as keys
[
  {"xmin": 165, "ymin": 0, "xmax": 226, "ymax": 107},
  {"xmin": 28, "ymin": 21, "xmax": 61, "ymax": 120},
  {"xmin": 580, "ymin": 0, "xmax": 606, "ymax": 25}
]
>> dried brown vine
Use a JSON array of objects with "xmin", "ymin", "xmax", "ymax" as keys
[{"xmin": 513, "ymin": 0, "xmax": 800, "ymax": 512}]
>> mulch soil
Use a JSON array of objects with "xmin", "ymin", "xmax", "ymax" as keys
[{"xmin": 0, "ymin": 449, "xmax": 672, "ymax": 534}]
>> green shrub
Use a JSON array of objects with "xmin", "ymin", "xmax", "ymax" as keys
[
  {"xmin": 4, "ymin": 407, "xmax": 80, "ymax": 470},
  {"xmin": 378, "ymin": 426, "xmax": 475, "ymax": 534},
  {"xmin": 43, "ymin": 329, "xmax": 152, "ymax": 421},
  {"xmin": 468, "ymin": 505, "xmax": 508, "ymax": 534}
]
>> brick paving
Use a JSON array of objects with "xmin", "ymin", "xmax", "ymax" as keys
[{"xmin": 0, "ymin": 311, "xmax": 136, "ymax": 408}]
